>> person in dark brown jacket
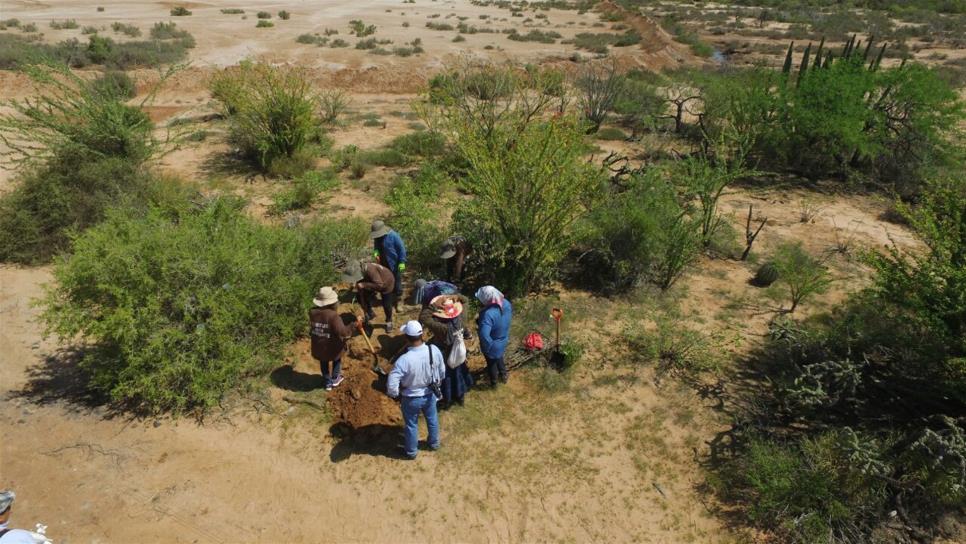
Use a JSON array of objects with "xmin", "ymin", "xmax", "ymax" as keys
[
  {"xmin": 342, "ymin": 260, "xmax": 396, "ymax": 332},
  {"xmin": 309, "ymin": 286, "xmax": 355, "ymax": 391}
]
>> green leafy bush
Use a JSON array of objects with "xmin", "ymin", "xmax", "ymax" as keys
[
  {"xmin": 49, "ymin": 19, "xmax": 80, "ymax": 30},
  {"xmin": 278, "ymin": 10, "xmax": 291, "ymax": 20},
  {"xmin": 387, "ymin": 130, "xmax": 446, "ymax": 158},
  {"xmin": 91, "ymin": 70, "xmax": 137, "ymax": 100},
  {"xmin": 349, "ymin": 19, "xmax": 376, "ymax": 36},
  {"xmin": 256, "ymin": 20, "xmax": 274, "ymax": 28},
  {"xmin": 711, "ymin": 177, "xmax": 966, "ymax": 540},
  {"xmin": 42, "ymin": 199, "xmax": 368, "ymax": 413},
  {"xmin": 110, "ymin": 22, "xmax": 141, "ymax": 37},
  {"xmin": 256, "ymin": 11, "xmax": 272, "ymax": 19},
  {"xmin": 169, "ymin": 7, "xmax": 192, "ymax": 16},
  {"xmin": 595, "ymin": 127, "xmax": 626, "ymax": 140},
  {"xmin": 0, "ymin": 32, "xmax": 192, "ymax": 70},
  {"xmin": 769, "ymin": 242, "xmax": 831, "ymax": 312},
  {"xmin": 385, "ymin": 164, "xmax": 451, "ymax": 273},
  {"xmin": 578, "ymin": 169, "xmax": 701, "ymax": 292},
  {"xmin": 210, "ymin": 61, "xmax": 325, "ymax": 175},
  {"xmin": 269, "ymin": 169, "xmax": 339, "ymax": 215},
  {"xmin": 506, "ymin": 29, "xmax": 561, "ymax": 43},
  {"xmin": 0, "ymin": 65, "xmax": 161, "ymax": 263},
  {"xmin": 450, "ymin": 116, "xmax": 603, "ymax": 295}
]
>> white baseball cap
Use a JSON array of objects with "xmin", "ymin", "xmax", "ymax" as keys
[{"xmin": 399, "ymin": 320, "xmax": 423, "ymax": 337}]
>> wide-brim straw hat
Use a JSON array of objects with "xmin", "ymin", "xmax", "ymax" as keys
[
  {"xmin": 370, "ymin": 220, "xmax": 391, "ymax": 239},
  {"xmin": 430, "ymin": 295, "xmax": 463, "ymax": 319},
  {"xmin": 341, "ymin": 260, "xmax": 364, "ymax": 284},
  {"xmin": 313, "ymin": 286, "xmax": 339, "ymax": 307}
]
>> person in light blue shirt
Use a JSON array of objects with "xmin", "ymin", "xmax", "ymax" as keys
[{"xmin": 387, "ymin": 321, "xmax": 444, "ymax": 460}]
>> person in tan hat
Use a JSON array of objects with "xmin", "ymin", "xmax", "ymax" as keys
[
  {"xmin": 309, "ymin": 286, "xmax": 355, "ymax": 391},
  {"xmin": 342, "ymin": 259, "xmax": 396, "ymax": 332},
  {"xmin": 419, "ymin": 294, "xmax": 473, "ymax": 409}
]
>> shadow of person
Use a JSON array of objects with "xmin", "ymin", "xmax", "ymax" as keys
[
  {"xmin": 329, "ymin": 423, "xmax": 405, "ymax": 462},
  {"xmin": 376, "ymin": 334, "xmax": 407, "ymax": 363},
  {"xmin": 270, "ymin": 365, "xmax": 323, "ymax": 392}
]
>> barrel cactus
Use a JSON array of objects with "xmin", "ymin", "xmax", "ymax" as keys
[{"xmin": 754, "ymin": 262, "xmax": 779, "ymax": 287}]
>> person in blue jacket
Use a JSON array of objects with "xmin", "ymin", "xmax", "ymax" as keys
[
  {"xmin": 371, "ymin": 220, "xmax": 407, "ymax": 308},
  {"xmin": 475, "ymin": 285, "xmax": 513, "ymax": 387}
]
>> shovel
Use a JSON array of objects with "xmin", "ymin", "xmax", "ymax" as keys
[
  {"xmin": 349, "ymin": 289, "xmax": 387, "ymax": 376},
  {"xmin": 549, "ymin": 307, "xmax": 565, "ymax": 369}
]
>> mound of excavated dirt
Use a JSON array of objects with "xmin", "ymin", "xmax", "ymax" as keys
[
  {"xmin": 287, "ymin": 332, "xmax": 402, "ymax": 430},
  {"xmin": 286, "ymin": 304, "xmax": 493, "ymax": 433}
]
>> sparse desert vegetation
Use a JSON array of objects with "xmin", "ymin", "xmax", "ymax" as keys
[{"xmin": 0, "ymin": 1, "xmax": 963, "ymax": 543}]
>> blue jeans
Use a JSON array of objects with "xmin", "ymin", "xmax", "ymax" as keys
[
  {"xmin": 400, "ymin": 393, "xmax": 440, "ymax": 458},
  {"xmin": 320, "ymin": 357, "xmax": 342, "ymax": 387}
]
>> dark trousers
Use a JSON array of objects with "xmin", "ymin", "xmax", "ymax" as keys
[
  {"xmin": 392, "ymin": 267, "xmax": 403, "ymax": 299},
  {"xmin": 360, "ymin": 289, "xmax": 394, "ymax": 322},
  {"xmin": 484, "ymin": 355, "xmax": 507, "ymax": 385}
]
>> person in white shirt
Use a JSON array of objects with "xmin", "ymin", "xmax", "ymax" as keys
[
  {"xmin": 386, "ymin": 321, "xmax": 445, "ymax": 460},
  {"xmin": 0, "ymin": 491, "xmax": 50, "ymax": 544}
]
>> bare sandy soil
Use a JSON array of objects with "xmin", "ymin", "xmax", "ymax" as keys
[{"xmin": 0, "ymin": 2, "xmax": 948, "ymax": 543}]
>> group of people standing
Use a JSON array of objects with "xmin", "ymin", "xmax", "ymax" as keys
[{"xmin": 308, "ymin": 220, "xmax": 513, "ymax": 459}]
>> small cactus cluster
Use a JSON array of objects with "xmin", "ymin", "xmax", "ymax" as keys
[
  {"xmin": 753, "ymin": 262, "xmax": 779, "ymax": 287},
  {"xmin": 782, "ymin": 34, "xmax": 891, "ymax": 86}
]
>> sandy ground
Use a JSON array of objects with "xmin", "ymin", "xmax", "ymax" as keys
[{"xmin": 0, "ymin": 2, "xmax": 950, "ymax": 543}]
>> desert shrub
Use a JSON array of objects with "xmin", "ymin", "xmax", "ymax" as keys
[
  {"xmin": 150, "ymin": 21, "xmax": 191, "ymax": 40},
  {"xmin": 702, "ymin": 59, "xmax": 963, "ymax": 196},
  {"xmin": 269, "ymin": 168, "xmax": 339, "ymax": 214},
  {"xmin": 572, "ymin": 32, "xmax": 620, "ymax": 54},
  {"xmin": 319, "ymin": 89, "xmax": 348, "ymax": 124},
  {"xmin": 82, "ymin": 26, "xmax": 99, "ymax": 35},
  {"xmin": 256, "ymin": 20, "xmax": 274, "ymax": 28},
  {"xmin": 625, "ymin": 314, "xmax": 722, "ymax": 373},
  {"xmin": 768, "ymin": 242, "xmax": 831, "ymax": 312},
  {"xmin": 506, "ymin": 29, "xmax": 561, "ymax": 43},
  {"xmin": 0, "ymin": 65, "xmax": 162, "ymax": 263},
  {"xmin": 387, "ymin": 130, "xmax": 446, "ymax": 158},
  {"xmin": 355, "ymin": 38, "xmax": 377, "ymax": 49},
  {"xmin": 296, "ymin": 33, "xmax": 319, "ymax": 44},
  {"xmin": 210, "ymin": 61, "xmax": 326, "ymax": 175},
  {"xmin": 452, "ymin": 34, "xmax": 466, "ymax": 43},
  {"xmin": 577, "ymin": 169, "xmax": 701, "ymax": 292},
  {"xmin": 385, "ymin": 164, "xmax": 452, "ymax": 273},
  {"xmin": 41, "ymin": 199, "xmax": 368, "ymax": 413},
  {"xmin": 595, "ymin": 127, "xmax": 626, "ymax": 140},
  {"xmin": 676, "ymin": 144, "xmax": 752, "ymax": 247},
  {"xmin": 425, "ymin": 21, "xmax": 455, "ymax": 31},
  {"xmin": 330, "ymin": 38, "xmax": 349, "ymax": 48},
  {"xmin": 220, "ymin": 9, "xmax": 245, "ymax": 15},
  {"xmin": 450, "ymin": 116, "xmax": 603, "ymax": 295},
  {"xmin": 50, "ymin": 19, "xmax": 80, "ymax": 30},
  {"xmin": 357, "ymin": 148, "xmax": 410, "ymax": 168},
  {"xmin": 91, "ymin": 70, "xmax": 137, "ymax": 100},
  {"xmin": 576, "ymin": 62, "xmax": 626, "ymax": 132},
  {"xmin": 256, "ymin": 11, "xmax": 272, "ymax": 19},
  {"xmin": 278, "ymin": 10, "xmax": 291, "ymax": 20},
  {"xmin": 170, "ymin": 7, "xmax": 192, "ymax": 16},
  {"xmin": 110, "ymin": 22, "xmax": 141, "ymax": 37},
  {"xmin": 0, "ymin": 31, "xmax": 192, "ymax": 70},
  {"xmin": 349, "ymin": 19, "xmax": 376, "ymax": 36}
]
